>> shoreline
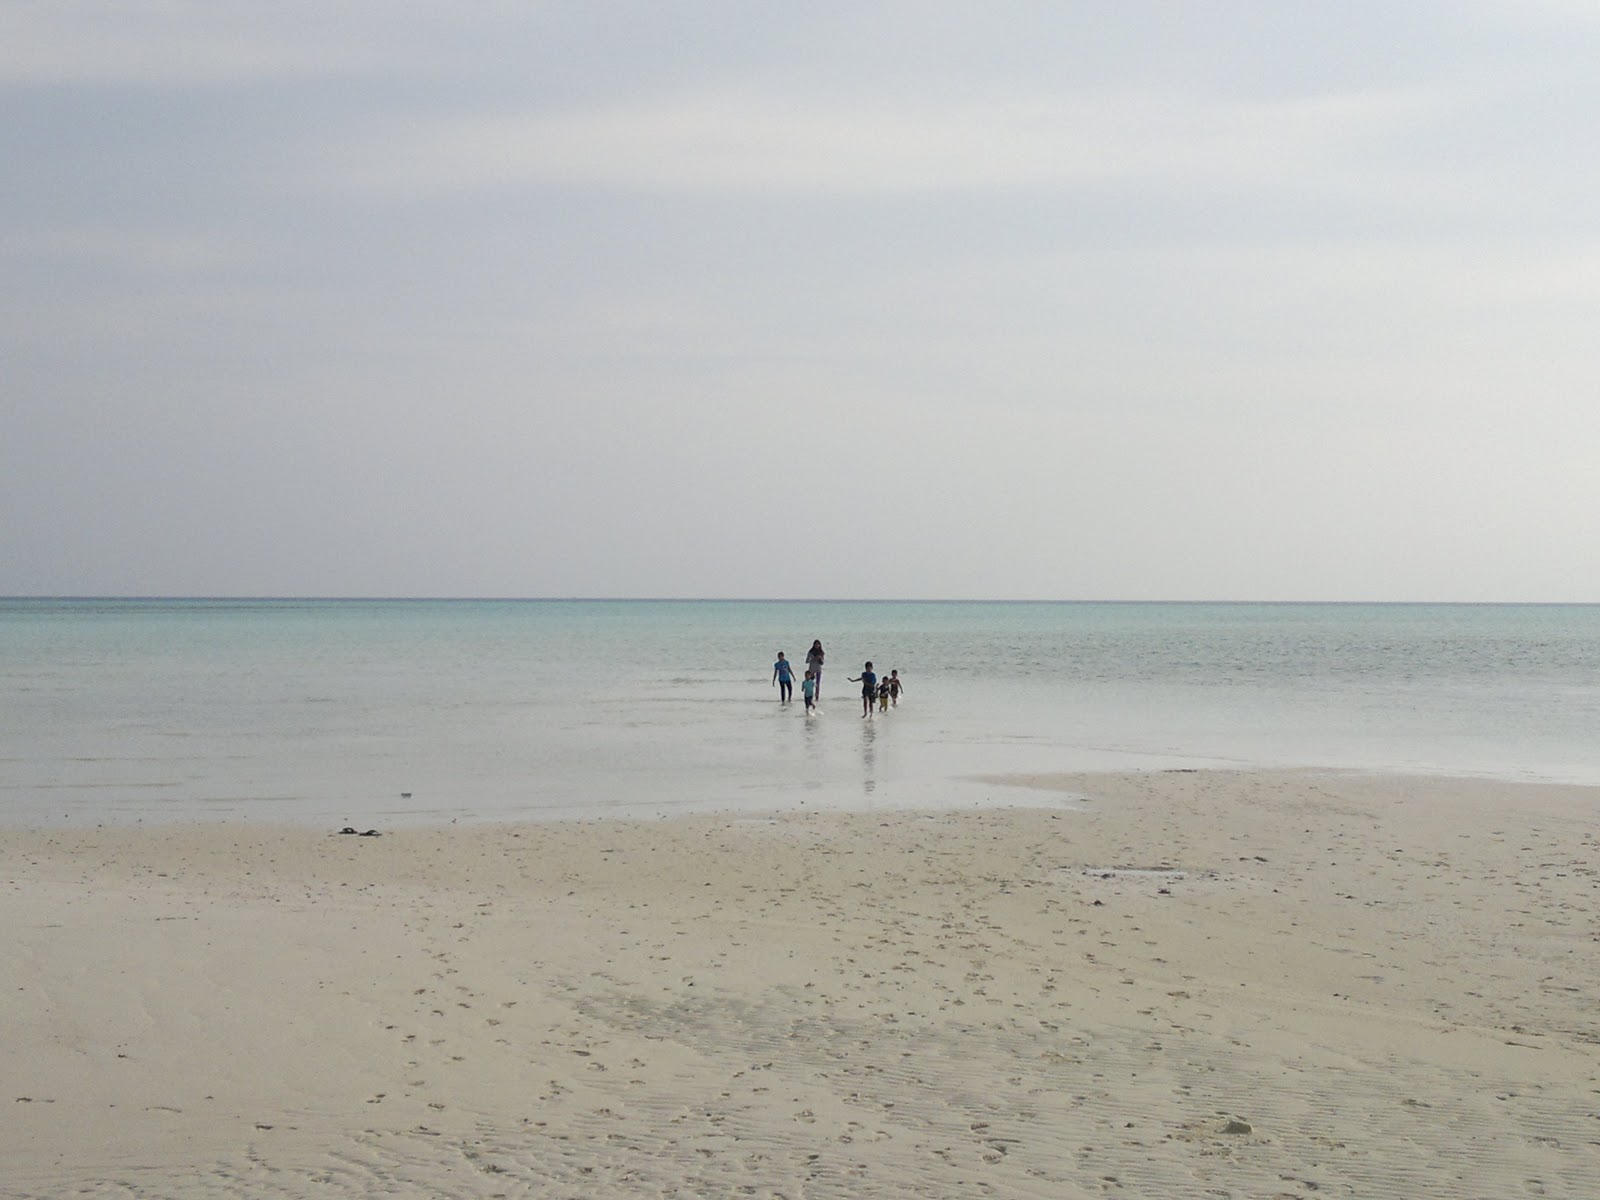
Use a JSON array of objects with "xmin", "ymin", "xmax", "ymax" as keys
[
  {"xmin": 14, "ymin": 759, "xmax": 1600, "ymax": 834},
  {"xmin": 6, "ymin": 769, "xmax": 1598, "ymax": 1197}
]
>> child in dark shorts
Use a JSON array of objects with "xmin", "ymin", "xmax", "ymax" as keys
[{"xmin": 848, "ymin": 662, "xmax": 877, "ymax": 719}]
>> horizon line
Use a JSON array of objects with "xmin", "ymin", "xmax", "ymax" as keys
[{"xmin": 5, "ymin": 595, "xmax": 1598, "ymax": 607}]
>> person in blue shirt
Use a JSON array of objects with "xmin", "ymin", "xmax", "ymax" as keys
[
  {"xmin": 801, "ymin": 669, "xmax": 817, "ymax": 714},
  {"xmin": 772, "ymin": 651, "xmax": 796, "ymax": 703},
  {"xmin": 848, "ymin": 661, "xmax": 877, "ymax": 719}
]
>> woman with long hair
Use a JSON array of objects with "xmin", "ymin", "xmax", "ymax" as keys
[{"xmin": 805, "ymin": 640, "xmax": 825, "ymax": 700}]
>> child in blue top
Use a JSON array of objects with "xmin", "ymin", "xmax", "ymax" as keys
[
  {"xmin": 801, "ymin": 670, "xmax": 817, "ymax": 714},
  {"xmin": 772, "ymin": 651, "xmax": 796, "ymax": 703},
  {"xmin": 848, "ymin": 662, "xmax": 877, "ymax": 719}
]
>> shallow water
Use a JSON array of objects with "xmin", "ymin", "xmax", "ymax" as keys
[{"xmin": 3, "ymin": 598, "xmax": 1599, "ymax": 826}]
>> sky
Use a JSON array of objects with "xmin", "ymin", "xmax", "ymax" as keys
[{"xmin": 3, "ymin": 1, "xmax": 1598, "ymax": 602}]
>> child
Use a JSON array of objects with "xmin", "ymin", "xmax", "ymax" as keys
[
  {"xmin": 888, "ymin": 669, "xmax": 903, "ymax": 706},
  {"xmin": 801, "ymin": 669, "xmax": 817, "ymax": 714},
  {"xmin": 848, "ymin": 661, "xmax": 877, "ymax": 718},
  {"xmin": 878, "ymin": 676, "xmax": 891, "ymax": 712},
  {"xmin": 772, "ymin": 651, "xmax": 795, "ymax": 703}
]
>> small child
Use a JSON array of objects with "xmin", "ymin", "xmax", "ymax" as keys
[
  {"xmin": 888, "ymin": 669, "xmax": 903, "ymax": 706},
  {"xmin": 847, "ymin": 661, "xmax": 877, "ymax": 719},
  {"xmin": 801, "ymin": 669, "xmax": 816, "ymax": 714},
  {"xmin": 878, "ymin": 677, "xmax": 891, "ymax": 712}
]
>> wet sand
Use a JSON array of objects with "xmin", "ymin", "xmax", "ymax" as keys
[{"xmin": 4, "ymin": 770, "xmax": 1598, "ymax": 1198}]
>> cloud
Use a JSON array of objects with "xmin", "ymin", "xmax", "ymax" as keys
[
  {"xmin": 301, "ymin": 83, "xmax": 1461, "ymax": 199},
  {"xmin": 0, "ymin": 227, "xmax": 251, "ymax": 273},
  {"xmin": 0, "ymin": 1, "xmax": 424, "ymax": 86}
]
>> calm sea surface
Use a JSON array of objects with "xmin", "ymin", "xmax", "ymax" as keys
[{"xmin": 3, "ymin": 599, "xmax": 1598, "ymax": 827}]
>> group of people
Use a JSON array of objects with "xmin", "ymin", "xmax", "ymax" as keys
[{"xmin": 772, "ymin": 640, "xmax": 904, "ymax": 718}]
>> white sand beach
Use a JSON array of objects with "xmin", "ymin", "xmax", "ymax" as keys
[{"xmin": 4, "ymin": 770, "xmax": 1598, "ymax": 1198}]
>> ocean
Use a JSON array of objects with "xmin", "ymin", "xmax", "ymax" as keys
[{"xmin": 3, "ymin": 598, "xmax": 1598, "ymax": 827}]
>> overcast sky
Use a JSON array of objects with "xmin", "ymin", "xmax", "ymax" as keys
[{"xmin": 4, "ymin": 2, "xmax": 1598, "ymax": 601}]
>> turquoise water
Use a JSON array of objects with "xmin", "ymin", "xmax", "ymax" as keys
[{"xmin": 3, "ymin": 599, "xmax": 1599, "ymax": 826}]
